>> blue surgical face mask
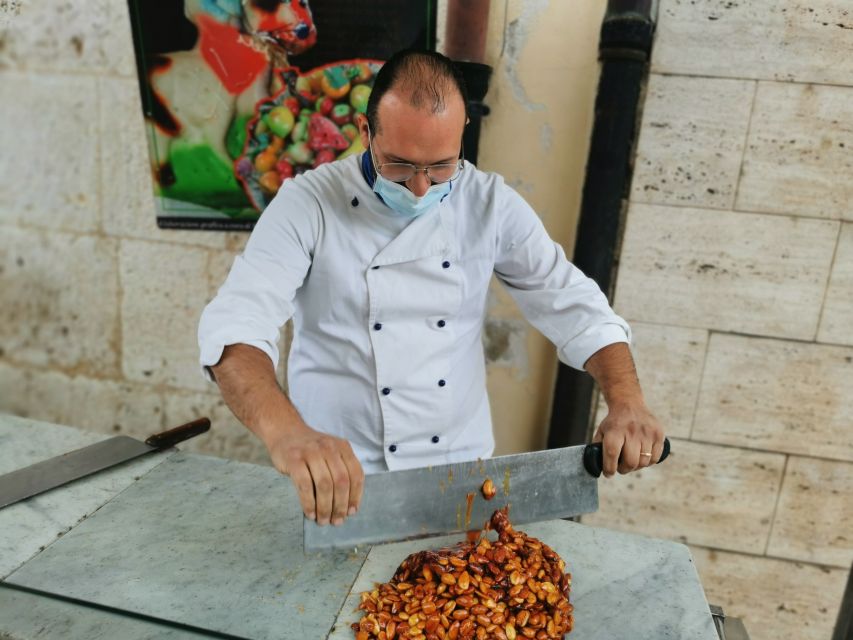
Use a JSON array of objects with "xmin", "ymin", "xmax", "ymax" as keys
[
  {"xmin": 366, "ymin": 125, "xmax": 455, "ymax": 218},
  {"xmin": 372, "ymin": 173, "xmax": 451, "ymax": 218}
]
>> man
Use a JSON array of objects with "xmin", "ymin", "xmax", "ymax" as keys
[{"xmin": 198, "ymin": 50, "xmax": 664, "ymax": 529}]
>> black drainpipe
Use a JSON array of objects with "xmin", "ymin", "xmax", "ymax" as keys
[
  {"xmin": 443, "ymin": 0, "xmax": 493, "ymax": 166},
  {"xmin": 833, "ymin": 561, "xmax": 853, "ymax": 640},
  {"xmin": 546, "ymin": 0, "xmax": 656, "ymax": 450},
  {"xmin": 455, "ymin": 62, "xmax": 492, "ymax": 166}
]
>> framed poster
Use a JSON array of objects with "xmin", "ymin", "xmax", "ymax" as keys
[{"xmin": 128, "ymin": 0, "xmax": 437, "ymax": 230}]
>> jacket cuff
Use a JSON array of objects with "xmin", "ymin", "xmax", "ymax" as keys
[
  {"xmin": 199, "ymin": 337, "xmax": 279, "ymax": 383},
  {"xmin": 558, "ymin": 323, "xmax": 631, "ymax": 371}
]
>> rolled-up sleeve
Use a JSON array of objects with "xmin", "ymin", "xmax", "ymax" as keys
[
  {"xmin": 493, "ymin": 184, "xmax": 631, "ymax": 371},
  {"xmin": 197, "ymin": 180, "xmax": 320, "ymax": 381}
]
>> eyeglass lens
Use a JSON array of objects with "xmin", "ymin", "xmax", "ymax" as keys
[{"xmin": 380, "ymin": 162, "xmax": 462, "ymax": 183}]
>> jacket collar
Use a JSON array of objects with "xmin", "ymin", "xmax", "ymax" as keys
[{"xmin": 353, "ymin": 154, "xmax": 450, "ymax": 266}]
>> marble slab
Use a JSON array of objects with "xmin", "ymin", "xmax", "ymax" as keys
[
  {"xmin": 0, "ymin": 585, "xmax": 215, "ymax": 640},
  {"xmin": 5, "ymin": 452, "xmax": 368, "ymax": 640},
  {"xmin": 0, "ymin": 414, "xmax": 171, "ymax": 578},
  {"xmin": 331, "ymin": 520, "xmax": 719, "ymax": 640}
]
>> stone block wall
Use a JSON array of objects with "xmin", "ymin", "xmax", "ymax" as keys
[
  {"xmin": 0, "ymin": 1, "xmax": 271, "ymax": 462},
  {"xmin": 583, "ymin": 2, "xmax": 853, "ymax": 638}
]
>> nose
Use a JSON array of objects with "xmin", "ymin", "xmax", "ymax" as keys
[
  {"xmin": 406, "ymin": 170, "xmax": 431, "ymax": 197},
  {"xmin": 294, "ymin": 23, "xmax": 310, "ymax": 39}
]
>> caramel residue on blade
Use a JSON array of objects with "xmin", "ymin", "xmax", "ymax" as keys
[
  {"xmin": 503, "ymin": 468, "xmax": 511, "ymax": 496},
  {"xmin": 464, "ymin": 491, "xmax": 475, "ymax": 531}
]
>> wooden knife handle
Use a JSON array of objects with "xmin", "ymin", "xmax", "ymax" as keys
[
  {"xmin": 583, "ymin": 437, "xmax": 671, "ymax": 478},
  {"xmin": 144, "ymin": 418, "xmax": 211, "ymax": 450}
]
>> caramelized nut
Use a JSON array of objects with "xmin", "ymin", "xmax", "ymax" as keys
[
  {"xmin": 481, "ymin": 478, "xmax": 497, "ymax": 500},
  {"xmin": 354, "ymin": 507, "xmax": 573, "ymax": 639}
]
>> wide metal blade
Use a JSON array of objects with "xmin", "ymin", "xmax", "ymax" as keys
[
  {"xmin": 304, "ymin": 445, "xmax": 597, "ymax": 552},
  {"xmin": 0, "ymin": 436, "xmax": 155, "ymax": 509}
]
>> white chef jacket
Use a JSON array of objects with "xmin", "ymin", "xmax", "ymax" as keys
[{"xmin": 198, "ymin": 153, "xmax": 630, "ymax": 473}]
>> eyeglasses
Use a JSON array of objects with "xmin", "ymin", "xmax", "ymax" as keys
[{"xmin": 369, "ymin": 137, "xmax": 464, "ymax": 184}]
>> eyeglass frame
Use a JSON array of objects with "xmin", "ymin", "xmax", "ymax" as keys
[{"xmin": 367, "ymin": 128, "xmax": 465, "ymax": 185}]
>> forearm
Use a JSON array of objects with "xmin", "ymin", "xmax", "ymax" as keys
[
  {"xmin": 211, "ymin": 343, "xmax": 364, "ymax": 524},
  {"xmin": 583, "ymin": 342, "xmax": 645, "ymax": 407},
  {"xmin": 584, "ymin": 342, "xmax": 664, "ymax": 475},
  {"xmin": 209, "ymin": 343, "xmax": 307, "ymax": 449}
]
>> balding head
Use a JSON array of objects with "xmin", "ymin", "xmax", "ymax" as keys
[{"xmin": 366, "ymin": 50, "xmax": 469, "ymax": 134}]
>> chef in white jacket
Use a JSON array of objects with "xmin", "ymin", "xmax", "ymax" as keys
[{"xmin": 198, "ymin": 50, "xmax": 665, "ymax": 528}]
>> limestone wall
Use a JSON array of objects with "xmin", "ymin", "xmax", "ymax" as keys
[{"xmin": 583, "ymin": 2, "xmax": 853, "ymax": 638}]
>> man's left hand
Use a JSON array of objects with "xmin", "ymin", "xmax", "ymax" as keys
[
  {"xmin": 583, "ymin": 342, "xmax": 666, "ymax": 477},
  {"xmin": 593, "ymin": 399, "xmax": 665, "ymax": 477}
]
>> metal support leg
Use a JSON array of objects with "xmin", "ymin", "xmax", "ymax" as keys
[{"xmin": 710, "ymin": 604, "xmax": 751, "ymax": 640}]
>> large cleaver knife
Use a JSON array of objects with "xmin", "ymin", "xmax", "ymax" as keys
[
  {"xmin": 304, "ymin": 438, "xmax": 670, "ymax": 551},
  {"xmin": 0, "ymin": 418, "xmax": 210, "ymax": 509}
]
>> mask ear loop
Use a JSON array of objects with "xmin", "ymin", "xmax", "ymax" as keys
[{"xmin": 365, "ymin": 123, "xmax": 383, "ymax": 179}]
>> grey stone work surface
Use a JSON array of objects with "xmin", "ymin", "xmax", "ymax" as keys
[
  {"xmin": 332, "ymin": 521, "xmax": 719, "ymax": 640},
  {"xmin": 0, "ymin": 414, "xmax": 171, "ymax": 579},
  {"xmin": 0, "ymin": 586, "xmax": 216, "ymax": 640},
  {"xmin": 5, "ymin": 452, "xmax": 368, "ymax": 640},
  {"xmin": 3, "ymin": 423, "xmax": 719, "ymax": 639}
]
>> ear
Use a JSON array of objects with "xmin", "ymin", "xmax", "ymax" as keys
[{"xmin": 355, "ymin": 113, "xmax": 371, "ymax": 153}]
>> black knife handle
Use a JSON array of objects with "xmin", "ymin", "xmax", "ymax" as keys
[
  {"xmin": 145, "ymin": 418, "xmax": 211, "ymax": 450},
  {"xmin": 583, "ymin": 437, "xmax": 671, "ymax": 478}
]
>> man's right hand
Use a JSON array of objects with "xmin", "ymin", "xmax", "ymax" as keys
[
  {"xmin": 267, "ymin": 424, "xmax": 364, "ymax": 526},
  {"xmin": 208, "ymin": 344, "xmax": 364, "ymax": 527}
]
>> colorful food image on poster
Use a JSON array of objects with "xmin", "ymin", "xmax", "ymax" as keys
[
  {"xmin": 236, "ymin": 60, "xmax": 382, "ymax": 211},
  {"xmin": 127, "ymin": 0, "xmax": 437, "ymax": 230}
]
